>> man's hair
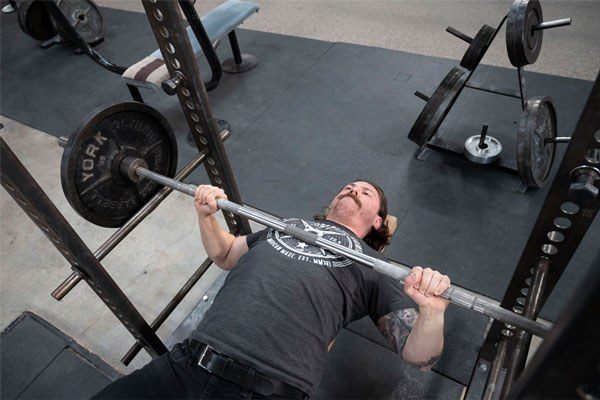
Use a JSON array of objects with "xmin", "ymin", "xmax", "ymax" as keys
[{"xmin": 314, "ymin": 179, "xmax": 391, "ymax": 251}]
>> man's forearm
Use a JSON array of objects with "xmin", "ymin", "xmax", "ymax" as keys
[
  {"xmin": 198, "ymin": 214, "xmax": 236, "ymax": 268},
  {"xmin": 401, "ymin": 307, "xmax": 444, "ymax": 371}
]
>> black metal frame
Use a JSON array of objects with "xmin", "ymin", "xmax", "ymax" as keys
[
  {"xmin": 414, "ymin": 14, "xmax": 571, "ymax": 193},
  {"xmin": 45, "ymin": 0, "xmax": 250, "ymax": 364},
  {"xmin": 465, "ymin": 71, "xmax": 600, "ymax": 398},
  {"xmin": 0, "ymin": 138, "xmax": 168, "ymax": 357},
  {"xmin": 506, "ymin": 251, "xmax": 600, "ymax": 399}
]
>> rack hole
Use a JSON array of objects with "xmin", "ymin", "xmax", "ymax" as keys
[
  {"xmin": 547, "ymin": 230, "xmax": 564, "ymax": 242},
  {"xmin": 215, "ymin": 177, "xmax": 222, "ymax": 184},
  {"xmin": 516, "ymin": 297, "xmax": 526, "ymax": 305},
  {"xmin": 182, "ymin": 88, "xmax": 191, "ymax": 97},
  {"xmin": 211, "ymin": 168, "xmax": 220, "ymax": 175},
  {"xmin": 154, "ymin": 9, "xmax": 163, "ymax": 21},
  {"xmin": 159, "ymin": 26, "xmax": 169, "ymax": 38},
  {"xmin": 171, "ymin": 58, "xmax": 180, "ymax": 69},
  {"xmin": 561, "ymin": 202, "xmax": 579, "ymax": 215},
  {"xmin": 199, "ymin": 137, "xmax": 208, "ymax": 145},
  {"xmin": 541, "ymin": 244, "xmax": 558, "ymax": 255},
  {"xmin": 191, "ymin": 113, "xmax": 200, "ymax": 122},
  {"xmin": 595, "ymin": 129, "xmax": 600, "ymax": 143},
  {"xmin": 166, "ymin": 43, "xmax": 175, "ymax": 54},
  {"xmin": 186, "ymin": 100, "xmax": 195, "ymax": 110},
  {"xmin": 207, "ymin": 158, "xmax": 215, "ymax": 166},
  {"xmin": 585, "ymin": 148, "xmax": 600, "ymax": 164},
  {"xmin": 512, "ymin": 306, "xmax": 523, "ymax": 314},
  {"xmin": 554, "ymin": 217, "xmax": 571, "ymax": 229},
  {"xmin": 520, "ymin": 288, "xmax": 529, "ymax": 296},
  {"xmin": 525, "ymin": 278, "xmax": 532, "ymax": 285}
]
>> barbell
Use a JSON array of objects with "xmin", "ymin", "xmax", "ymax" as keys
[{"xmin": 59, "ymin": 102, "xmax": 552, "ymax": 337}]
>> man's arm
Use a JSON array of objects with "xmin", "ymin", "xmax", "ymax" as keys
[
  {"xmin": 377, "ymin": 267, "xmax": 450, "ymax": 371},
  {"xmin": 195, "ymin": 185, "xmax": 249, "ymax": 269}
]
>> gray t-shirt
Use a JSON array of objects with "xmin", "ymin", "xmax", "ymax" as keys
[{"xmin": 192, "ymin": 219, "xmax": 413, "ymax": 396}]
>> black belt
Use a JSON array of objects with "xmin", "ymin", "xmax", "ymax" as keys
[{"xmin": 189, "ymin": 339, "xmax": 307, "ymax": 399}]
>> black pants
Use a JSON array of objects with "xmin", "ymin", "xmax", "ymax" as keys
[{"xmin": 93, "ymin": 341, "xmax": 283, "ymax": 400}]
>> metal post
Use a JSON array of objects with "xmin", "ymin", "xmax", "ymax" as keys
[
  {"xmin": 0, "ymin": 138, "xmax": 167, "ymax": 357},
  {"xmin": 482, "ymin": 337, "xmax": 509, "ymax": 400},
  {"xmin": 178, "ymin": 0, "xmax": 222, "ymax": 91},
  {"xmin": 507, "ymin": 252, "xmax": 600, "ymax": 399},
  {"xmin": 500, "ymin": 258, "xmax": 549, "ymax": 398},
  {"xmin": 140, "ymin": 0, "xmax": 251, "ymax": 235},
  {"xmin": 227, "ymin": 30, "xmax": 244, "ymax": 65}
]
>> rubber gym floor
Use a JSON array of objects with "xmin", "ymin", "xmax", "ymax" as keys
[{"xmin": 1, "ymin": 2, "xmax": 599, "ymax": 399}]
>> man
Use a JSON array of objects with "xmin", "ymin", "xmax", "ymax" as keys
[{"xmin": 94, "ymin": 181, "xmax": 450, "ymax": 399}]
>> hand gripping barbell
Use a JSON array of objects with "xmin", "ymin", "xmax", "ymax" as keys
[{"xmin": 117, "ymin": 156, "xmax": 552, "ymax": 337}]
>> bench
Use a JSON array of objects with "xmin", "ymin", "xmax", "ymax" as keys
[{"xmin": 122, "ymin": 0, "xmax": 259, "ymax": 96}]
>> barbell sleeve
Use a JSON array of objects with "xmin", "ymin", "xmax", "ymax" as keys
[
  {"xmin": 532, "ymin": 18, "xmax": 572, "ymax": 31},
  {"xmin": 131, "ymin": 164, "xmax": 552, "ymax": 337},
  {"xmin": 445, "ymin": 26, "xmax": 473, "ymax": 43}
]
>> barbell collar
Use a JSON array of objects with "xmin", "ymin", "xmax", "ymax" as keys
[
  {"xmin": 129, "ymin": 161, "xmax": 552, "ymax": 337},
  {"xmin": 532, "ymin": 18, "xmax": 572, "ymax": 31}
]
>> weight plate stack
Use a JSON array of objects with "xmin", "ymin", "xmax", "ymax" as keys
[
  {"xmin": 61, "ymin": 102, "xmax": 178, "ymax": 227},
  {"xmin": 506, "ymin": 0, "xmax": 544, "ymax": 68},
  {"xmin": 517, "ymin": 96, "xmax": 557, "ymax": 188}
]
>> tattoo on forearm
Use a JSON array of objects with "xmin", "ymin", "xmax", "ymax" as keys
[
  {"xmin": 377, "ymin": 308, "xmax": 418, "ymax": 353},
  {"xmin": 406, "ymin": 355, "xmax": 440, "ymax": 370}
]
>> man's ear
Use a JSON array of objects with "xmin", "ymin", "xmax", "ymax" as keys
[{"xmin": 373, "ymin": 215, "xmax": 383, "ymax": 230}]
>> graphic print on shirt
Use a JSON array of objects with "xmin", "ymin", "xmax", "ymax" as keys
[{"xmin": 267, "ymin": 219, "xmax": 363, "ymax": 268}]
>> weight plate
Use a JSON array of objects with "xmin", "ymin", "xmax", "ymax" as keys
[
  {"xmin": 464, "ymin": 135, "xmax": 502, "ymax": 164},
  {"xmin": 17, "ymin": 1, "xmax": 56, "ymax": 41},
  {"xmin": 517, "ymin": 96, "xmax": 557, "ymax": 188},
  {"xmin": 52, "ymin": 0, "xmax": 104, "ymax": 44},
  {"xmin": 61, "ymin": 102, "xmax": 178, "ymax": 227},
  {"xmin": 408, "ymin": 67, "xmax": 468, "ymax": 146},
  {"xmin": 460, "ymin": 25, "xmax": 496, "ymax": 71},
  {"xmin": 506, "ymin": 0, "xmax": 543, "ymax": 67}
]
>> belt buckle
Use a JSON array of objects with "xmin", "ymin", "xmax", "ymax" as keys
[{"xmin": 197, "ymin": 344, "xmax": 210, "ymax": 367}]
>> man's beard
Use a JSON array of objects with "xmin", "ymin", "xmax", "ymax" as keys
[{"xmin": 329, "ymin": 193, "xmax": 362, "ymax": 218}]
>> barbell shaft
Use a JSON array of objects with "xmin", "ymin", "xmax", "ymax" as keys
[
  {"xmin": 132, "ymin": 163, "xmax": 552, "ymax": 337},
  {"xmin": 532, "ymin": 18, "xmax": 572, "ymax": 31}
]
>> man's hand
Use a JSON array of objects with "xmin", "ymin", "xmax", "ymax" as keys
[
  {"xmin": 195, "ymin": 185, "xmax": 227, "ymax": 217},
  {"xmin": 404, "ymin": 266, "xmax": 451, "ymax": 314}
]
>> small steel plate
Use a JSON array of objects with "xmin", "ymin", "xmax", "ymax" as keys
[
  {"xmin": 517, "ymin": 96, "xmax": 557, "ymax": 188},
  {"xmin": 61, "ymin": 102, "xmax": 178, "ymax": 227},
  {"xmin": 506, "ymin": 0, "xmax": 543, "ymax": 67},
  {"xmin": 464, "ymin": 135, "xmax": 503, "ymax": 164},
  {"xmin": 408, "ymin": 67, "xmax": 468, "ymax": 146}
]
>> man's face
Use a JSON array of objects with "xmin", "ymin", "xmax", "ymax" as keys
[{"xmin": 327, "ymin": 181, "xmax": 383, "ymax": 233}]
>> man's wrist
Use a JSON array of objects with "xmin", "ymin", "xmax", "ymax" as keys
[{"xmin": 417, "ymin": 306, "xmax": 446, "ymax": 319}]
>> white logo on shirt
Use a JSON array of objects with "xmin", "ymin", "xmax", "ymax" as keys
[{"xmin": 267, "ymin": 219, "xmax": 363, "ymax": 268}]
